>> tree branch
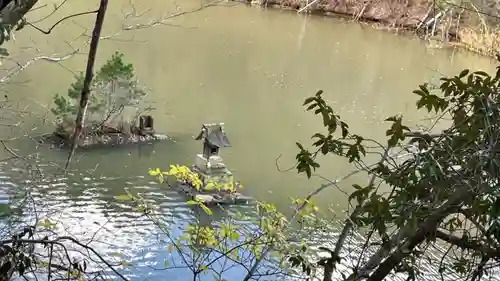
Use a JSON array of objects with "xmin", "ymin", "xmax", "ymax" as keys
[
  {"xmin": 435, "ymin": 230, "xmax": 500, "ymax": 259},
  {"xmin": 0, "ymin": 236, "xmax": 129, "ymax": 281},
  {"xmin": 322, "ymin": 149, "xmax": 391, "ymax": 281},
  {"xmin": 30, "ymin": 0, "xmax": 68, "ymax": 24},
  {"xmin": 27, "ymin": 9, "xmax": 98, "ymax": 34},
  {"xmin": 64, "ymin": 0, "xmax": 108, "ymax": 170},
  {"xmin": 366, "ymin": 185, "xmax": 473, "ymax": 281}
]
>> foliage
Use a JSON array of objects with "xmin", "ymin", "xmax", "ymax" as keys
[
  {"xmin": 292, "ymin": 64, "xmax": 500, "ymax": 280},
  {"xmin": 0, "ymin": 17, "xmax": 27, "ymax": 58},
  {"xmin": 148, "ymin": 165, "xmax": 238, "ymax": 193},
  {"xmin": 111, "ymin": 166, "xmax": 328, "ymax": 281},
  {"xmin": 0, "ymin": 220, "xmax": 126, "ymax": 281},
  {"xmin": 119, "ymin": 61, "xmax": 500, "ymax": 280},
  {"xmin": 51, "ymin": 52, "xmax": 150, "ymax": 133},
  {"xmin": 75, "ymin": 61, "xmax": 500, "ymax": 281}
]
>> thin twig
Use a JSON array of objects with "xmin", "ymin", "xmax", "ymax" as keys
[
  {"xmin": 31, "ymin": 0, "xmax": 69, "ymax": 23},
  {"xmin": 27, "ymin": 10, "xmax": 99, "ymax": 34}
]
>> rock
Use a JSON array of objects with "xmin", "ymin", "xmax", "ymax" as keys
[
  {"xmin": 195, "ymin": 194, "xmax": 215, "ymax": 202},
  {"xmin": 40, "ymin": 132, "xmax": 170, "ymax": 149}
]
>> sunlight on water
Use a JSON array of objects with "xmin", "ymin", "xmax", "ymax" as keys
[
  {"xmin": 0, "ymin": 161, "xmax": 274, "ymax": 280},
  {"xmin": 0, "ymin": 158, "xmax": 497, "ymax": 281},
  {"xmin": 0, "ymin": 0, "xmax": 497, "ymax": 280}
]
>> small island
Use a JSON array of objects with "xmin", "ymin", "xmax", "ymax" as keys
[
  {"xmin": 177, "ymin": 123, "xmax": 252, "ymax": 205},
  {"xmin": 45, "ymin": 52, "xmax": 169, "ymax": 148},
  {"xmin": 49, "ymin": 115, "xmax": 169, "ymax": 148}
]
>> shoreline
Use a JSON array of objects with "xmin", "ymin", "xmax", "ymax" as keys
[{"xmin": 232, "ymin": 0, "xmax": 499, "ymax": 58}]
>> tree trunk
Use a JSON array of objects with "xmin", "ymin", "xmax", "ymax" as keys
[
  {"xmin": 65, "ymin": 0, "xmax": 108, "ymax": 170},
  {"xmin": 348, "ymin": 227, "xmax": 406, "ymax": 281},
  {"xmin": 366, "ymin": 186, "xmax": 473, "ymax": 281},
  {"xmin": 366, "ymin": 217, "xmax": 441, "ymax": 281}
]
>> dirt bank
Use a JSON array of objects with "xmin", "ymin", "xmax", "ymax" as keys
[{"xmin": 234, "ymin": 0, "xmax": 500, "ymax": 57}]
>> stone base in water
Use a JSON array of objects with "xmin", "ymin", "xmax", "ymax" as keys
[
  {"xmin": 177, "ymin": 182, "xmax": 253, "ymax": 206},
  {"xmin": 41, "ymin": 132, "xmax": 170, "ymax": 148}
]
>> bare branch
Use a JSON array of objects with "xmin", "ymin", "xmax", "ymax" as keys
[
  {"xmin": 30, "ymin": 0, "xmax": 69, "ymax": 24},
  {"xmin": 64, "ymin": 0, "xmax": 108, "ymax": 170},
  {"xmin": 435, "ymin": 230, "xmax": 500, "ymax": 260},
  {"xmin": 27, "ymin": 9, "xmax": 98, "ymax": 35}
]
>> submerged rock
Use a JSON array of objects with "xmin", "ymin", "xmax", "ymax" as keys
[
  {"xmin": 43, "ymin": 132, "xmax": 170, "ymax": 148},
  {"xmin": 174, "ymin": 123, "xmax": 253, "ymax": 206}
]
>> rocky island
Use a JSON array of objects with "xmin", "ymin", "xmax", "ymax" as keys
[{"xmin": 44, "ymin": 52, "xmax": 169, "ymax": 148}]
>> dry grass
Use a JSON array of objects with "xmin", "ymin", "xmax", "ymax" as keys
[
  {"xmin": 451, "ymin": 5, "xmax": 500, "ymax": 57},
  {"xmin": 455, "ymin": 27, "xmax": 500, "ymax": 56},
  {"xmin": 244, "ymin": 0, "xmax": 500, "ymax": 57}
]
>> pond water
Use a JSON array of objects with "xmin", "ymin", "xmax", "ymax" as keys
[{"xmin": 0, "ymin": 0, "xmax": 497, "ymax": 280}]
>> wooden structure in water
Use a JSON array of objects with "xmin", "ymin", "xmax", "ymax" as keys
[
  {"xmin": 177, "ymin": 123, "xmax": 252, "ymax": 206},
  {"xmin": 139, "ymin": 115, "xmax": 154, "ymax": 136}
]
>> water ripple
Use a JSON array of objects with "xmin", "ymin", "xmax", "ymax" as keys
[{"xmin": 0, "ymin": 163, "xmax": 497, "ymax": 281}]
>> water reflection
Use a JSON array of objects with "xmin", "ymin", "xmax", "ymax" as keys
[
  {"xmin": 0, "ymin": 158, "xmax": 281, "ymax": 280},
  {"xmin": 0, "ymin": 153, "xmax": 498, "ymax": 281}
]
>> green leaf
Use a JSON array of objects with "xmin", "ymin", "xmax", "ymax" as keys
[
  {"xmin": 458, "ymin": 69, "xmax": 469, "ymax": 78},
  {"xmin": 348, "ymin": 190, "xmax": 363, "ymax": 204},
  {"xmin": 200, "ymin": 204, "xmax": 213, "ymax": 215},
  {"xmin": 304, "ymin": 165, "xmax": 312, "ymax": 178},
  {"xmin": 385, "ymin": 116, "xmax": 397, "ymax": 122},
  {"xmin": 230, "ymin": 231, "xmax": 240, "ymax": 241},
  {"xmin": 306, "ymin": 103, "xmax": 317, "ymax": 110},
  {"xmin": 0, "ymin": 48, "xmax": 9, "ymax": 56},
  {"xmin": 416, "ymin": 98, "xmax": 425, "ymax": 109},
  {"xmin": 425, "ymin": 102, "xmax": 432, "ymax": 112},
  {"xmin": 418, "ymin": 84, "xmax": 429, "ymax": 94},
  {"xmin": 321, "ymin": 143, "xmax": 329, "ymax": 154},
  {"xmin": 340, "ymin": 121, "xmax": 349, "ymax": 138},
  {"xmin": 387, "ymin": 136, "xmax": 398, "ymax": 147},
  {"xmin": 474, "ymin": 71, "xmax": 489, "ymax": 77},
  {"xmin": 412, "ymin": 89, "xmax": 426, "ymax": 97},
  {"xmin": 346, "ymin": 145, "xmax": 360, "ymax": 162},
  {"xmin": 37, "ymin": 219, "xmax": 57, "ymax": 229},
  {"xmin": 148, "ymin": 168, "xmax": 161, "ymax": 176},
  {"xmin": 204, "ymin": 182, "xmax": 216, "ymax": 190},
  {"xmin": 296, "ymin": 142, "xmax": 304, "ymax": 150},
  {"xmin": 303, "ymin": 96, "xmax": 315, "ymax": 106},
  {"xmin": 352, "ymin": 184, "xmax": 363, "ymax": 190}
]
